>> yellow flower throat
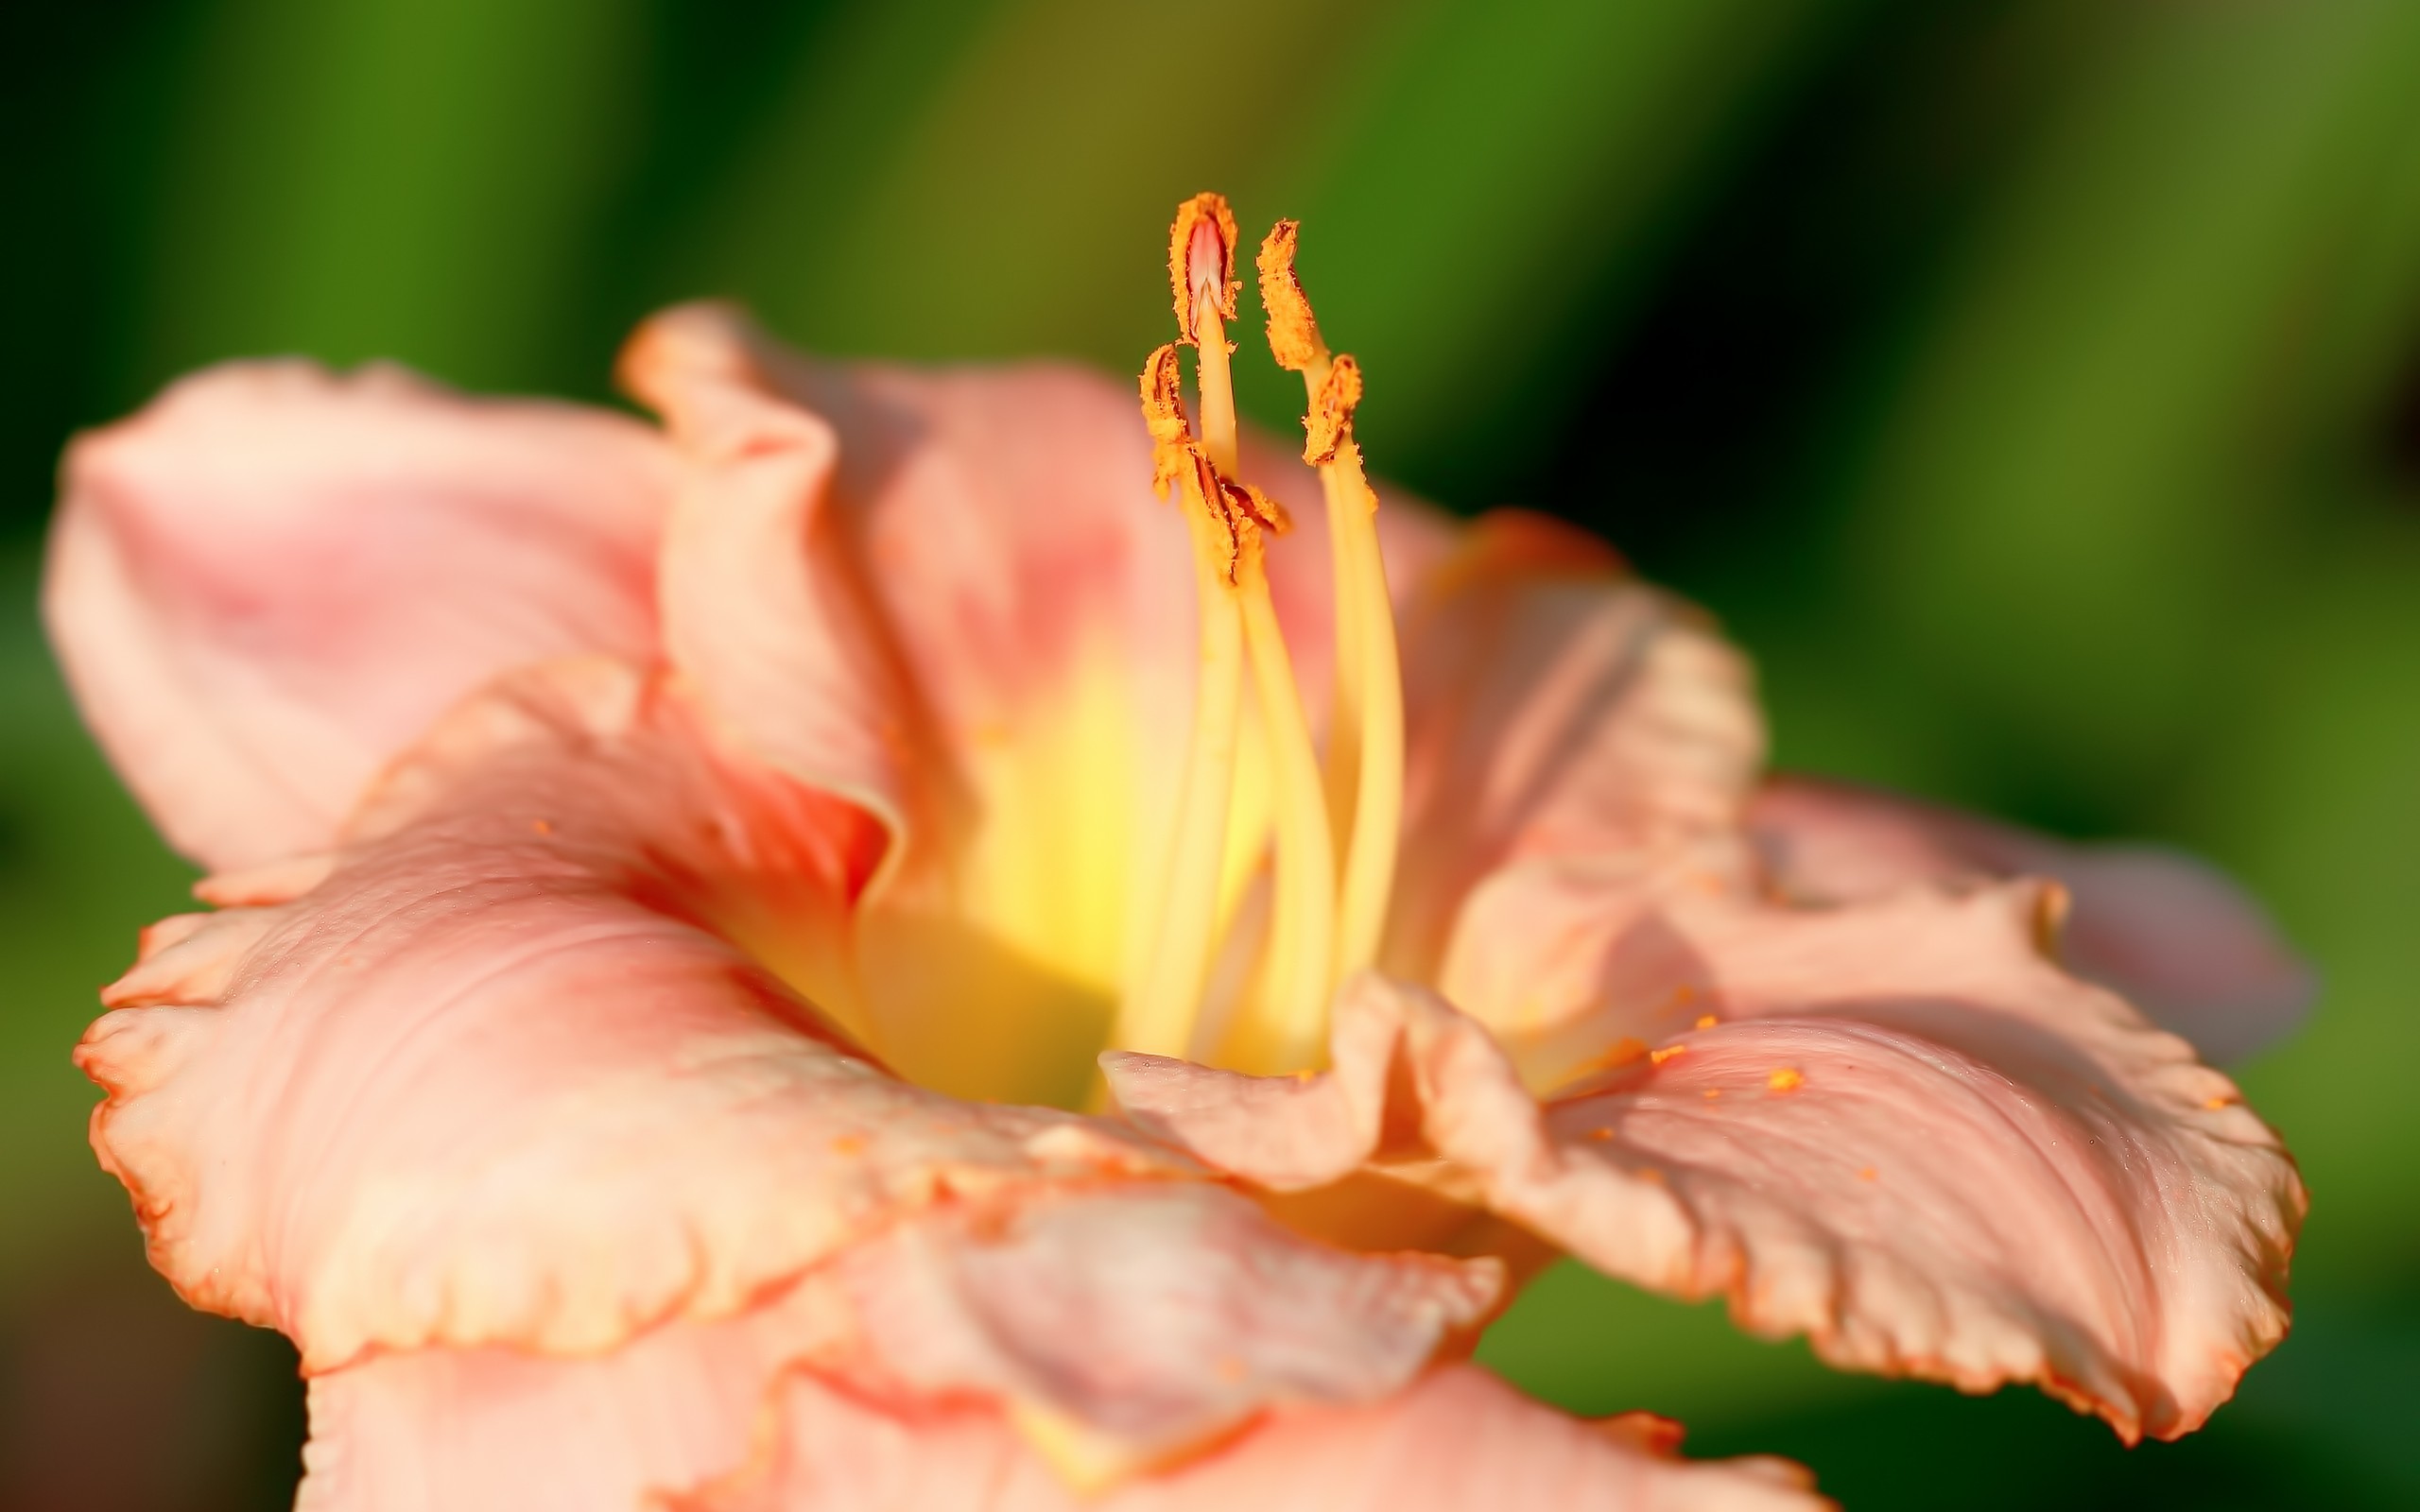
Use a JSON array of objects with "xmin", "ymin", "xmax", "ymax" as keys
[{"xmin": 1115, "ymin": 193, "xmax": 1404, "ymax": 1078}]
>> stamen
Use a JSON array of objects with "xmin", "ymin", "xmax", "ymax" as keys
[
  {"xmin": 1257, "ymin": 222, "xmax": 1404, "ymax": 982},
  {"xmin": 1226, "ymin": 499, "xmax": 1338, "ymax": 1074},
  {"xmin": 1139, "ymin": 343, "xmax": 1191, "ymax": 501},
  {"xmin": 1115, "ymin": 197, "xmax": 1258, "ymax": 1061},
  {"xmin": 1168, "ymin": 193, "xmax": 1239, "ymax": 341},
  {"xmin": 1117, "ymin": 453, "xmax": 1248, "ymax": 1058},
  {"xmin": 1256, "ymin": 219, "xmax": 1327, "ymax": 372},
  {"xmin": 1170, "ymin": 192, "xmax": 1240, "ymax": 474},
  {"xmin": 1327, "ymin": 434, "xmax": 1403, "ymax": 980}
]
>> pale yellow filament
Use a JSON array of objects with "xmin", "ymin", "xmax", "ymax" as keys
[
  {"xmin": 1117, "ymin": 490, "xmax": 1246, "ymax": 1058},
  {"xmin": 1318, "ymin": 460, "xmax": 1364, "ymax": 868},
  {"xmin": 1230, "ymin": 549, "xmax": 1337, "ymax": 1072},
  {"xmin": 1117, "ymin": 202, "xmax": 1391, "ymax": 1072},
  {"xmin": 1325, "ymin": 435, "xmax": 1402, "ymax": 979},
  {"xmin": 1195, "ymin": 300, "xmax": 1240, "ymax": 476}
]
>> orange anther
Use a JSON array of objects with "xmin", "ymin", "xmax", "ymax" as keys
[
  {"xmin": 1168, "ymin": 192, "xmax": 1238, "ymax": 343},
  {"xmin": 1702, "ymin": 1088, "xmax": 1722, "ymax": 1101},
  {"xmin": 1693, "ymin": 1014, "xmax": 1719, "ymax": 1030},
  {"xmin": 1256, "ymin": 220, "xmax": 1326, "ymax": 370},
  {"xmin": 1649, "ymin": 1044, "xmax": 1687, "ymax": 1067},
  {"xmin": 1138, "ymin": 343, "xmax": 1193, "ymax": 499},
  {"xmin": 1304, "ymin": 354, "xmax": 1363, "ymax": 466},
  {"xmin": 1767, "ymin": 1068, "xmax": 1806, "ymax": 1093}
]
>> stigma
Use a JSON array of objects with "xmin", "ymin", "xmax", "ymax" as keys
[{"xmin": 1111, "ymin": 195, "xmax": 1404, "ymax": 1077}]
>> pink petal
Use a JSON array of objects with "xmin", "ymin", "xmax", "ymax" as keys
[
  {"xmin": 45, "ymin": 361, "xmax": 672, "ymax": 869},
  {"xmin": 292, "ymin": 1185, "xmax": 1509, "ymax": 1510},
  {"xmin": 77, "ymin": 659, "xmax": 1206, "ymax": 1375},
  {"xmin": 1388, "ymin": 513, "xmax": 1765, "ymax": 986},
  {"xmin": 1110, "ymin": 883, "xmax": 2304, "ymax": 1441},
  {"xmin": 686, "ymin": 1365, "xmax": 1822, "ymax": 1512},
  {"xmin": 1749, "ymin": 775, "xmax": 2315, "ymax": 1061},
  {"xmin": 301, "ymin": 1343, "xmax": 1822, "ymax": 1512}
]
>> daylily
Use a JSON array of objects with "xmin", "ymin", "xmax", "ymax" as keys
[{"xmin": 47, "ymin": 196, "xmax": 2311, "ymax": 1511}]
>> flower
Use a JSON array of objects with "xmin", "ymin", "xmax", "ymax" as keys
[{"xmin": 46, "ymin": 197, "xmax": 2308, "ymax": 1510}]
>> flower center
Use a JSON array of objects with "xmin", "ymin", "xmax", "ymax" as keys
[
  {"xmin": 822, "ymin": 196, "xmax": 1405, "ymax": 1109},
  {"xmin": 1110, "ymin": 194, "xmax": 1404, "ymax": 1077}
]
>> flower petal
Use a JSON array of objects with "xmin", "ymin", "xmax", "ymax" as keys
[
  {"xmin": 1747, "ymin": 775, "xmax": 2314, "ymax": 1061},
  {"xmin": 689, "ymin": 1365, "xmax": 1823, "ymax": 1512},
  {"xmin": 1388, "ymin": 513, "xmax": 1766, "ymax": 988},
  {"xmin": 45, "ymin": 361, "xmax": 672, "ymax": 869},
  {"xmin": 1110, "ymin": 884, "xmax": 2305, "ymax": 1441},
  {"xmin": 76, "ymin": 659, "xmax": 1201, "ymax": 1375},
  {"xmin": 292, "ymin": 1184, "xmax": 1509, "ymax": 1510},
  {"xmin": 301, "ymin": 1343, "xmax": 1823, "ymax": 1512}
]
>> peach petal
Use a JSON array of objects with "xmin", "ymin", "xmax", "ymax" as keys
[
  {"xmin": 1747, "ymin": 775, "xmax": 2314, "ymax": 1061},
  {"xmin": 1388, "ymin": 514, "xmax": 1765, "ymax": 986},
  {"xmin": 292, "ymin": 1180, "xmax": 1500, "ymax": 1509},
  {"xmin": 821, "ymin": 1184, "xmax": 1501, "ymax": 1484},
  {"xmin": 76, "ymin": 660, "xmax": 1200, "ymax": 1374},
  {"xmin": 300, "ymin": 1343, "xmax": 1823, "ymax": 1512},
  {"xmin": 45, "ymin": 361, "xmax": 671, "ymax": 869},
  {"xmin": 289, "ymin": 1185, "xmax": 1508, "ymax": 1510},
  {"xmin": 616, "ymin": 305, "xmax": 915, "ymax": 851},
  {"xmin": 1109, "ymin": 884, "xmax": 2303, "ymax": 1441},
  {"xmin": 684, "ymin": 1365, "xmax": 1824, "ymax": 1512}
]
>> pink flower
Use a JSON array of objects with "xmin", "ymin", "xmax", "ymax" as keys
[{"xmin": 47, "ymin": 198, "xmax": 2308, "ymax": 1510}]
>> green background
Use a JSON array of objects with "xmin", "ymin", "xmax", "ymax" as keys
[{"xmin": 4, "ymin": 1, "xmax": 2416, "ymax": 1506}]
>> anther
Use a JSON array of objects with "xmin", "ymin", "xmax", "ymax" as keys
[
  {"xmin": 1259, "ymin": 219, "xmax": 1402, "ymax": 988},
  {"xmin": 1256, "ymin": 221, "xmax": 1326, "ymax": 371},
  {"xmin": 1168, "ymin": 193, "xmax": 1238, "ymax": 345},
  {"xmin": 1304, "ymin": 355, "xmax": 1363, "ymax": 469},
  {"xmin": 1139, "ymin": 343, "xmax": 1192, "ymax": 500}
]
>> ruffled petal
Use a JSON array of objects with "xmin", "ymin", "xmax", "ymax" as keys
[
  {"xmin": 76, "ymin": 659, "xmax": 1206, "ymax": 1375},
  {"xmin": 1388, "ymin": 513, "xmax": 1766, "ymax": 989},
  {"xmin": 302, "ymin": 1349, "xmax": 1819, "ymax": 1512},
  {"xmin": 294, "ymin": 1183, "xmax": 1507, "ymax": 1510},
  {"xmin": 45, "ymin": 361, "xmax": 672, "ymax": 869},
  {"xmin": 1748, "ymin": 775, "xmax": 2314, "ymax": 1061},
  {"xmin": 1109, "ymin": 885, "xmax": 2304, "ymax": 1441}
]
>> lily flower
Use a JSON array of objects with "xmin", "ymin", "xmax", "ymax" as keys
[{"xmin": 47, "ymin": 196, "xmax": 2308, "ymax": 1510}]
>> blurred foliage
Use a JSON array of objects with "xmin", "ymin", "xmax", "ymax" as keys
[{"xmin": 6, "ymin": 0, "xmax": 2419, "ymax": 1506}]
